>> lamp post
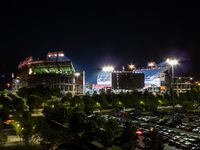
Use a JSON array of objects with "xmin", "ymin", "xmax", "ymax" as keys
[{"xmin": 166, "ymin": 58, "xmax": 178, "ymax": 106}]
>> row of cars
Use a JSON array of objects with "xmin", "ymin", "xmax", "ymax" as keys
[
  {"xmin": 176, "ymin": 122, "xmax": 200, "ymax": 133},
  {"xmin": 175, "ymin": 113, "xmax": 200, "ymax": 135},
  {"xmin": 121, "ymin": 110, "xmax": 200, "ymax": 150},
  {"xmin": 159, "ymin": 128, "xmax": 200, "ymax": 150}
]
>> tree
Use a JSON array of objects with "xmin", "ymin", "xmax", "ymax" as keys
[
  {"xmin": 0, "ymin": 123, "xmax": 7, "ymax": 146},
  {"xmin": 43, "ymin": 104, "xmax": 72, "ymax": 124},
  {"xmin": 143, "ymin": 93, "xmax": 158, "ymax": 111},
  {"xmin": 71, "ymin": 96, "xmax": 85, "ymax": 111},
  {"xmin": 82, "ymin": 114, "xmax": 106, "ymax": 142},
  {"xmin": 116, "ymin": 121, "xmax": 138, "ymax": 150},
  {"xmin": 181, "ymin": 100, "xmax": 194, "ymax": 110},
  {"xmin": 143, "ymin": 128, "xmax": 164, "ymax": 150},
  {"xmin": 100, "ymin": 119, "xmax": 121, "ymax": 148},
  {"xmin": 61, "ymin": 93, "xmax": 72, "ymax": 105},
  {"xmin": 37, "ymin": 104, "xmax": 71, "ymax": 150},
  {"xmin": 19, "ymin": 111, "xmax": 38, "ymax": 145},
  {"xmin": 11, "ymin": 95, "xmax": 27, "ymax": 118},
  {"xmin": 36, "ymin": 118, "xmax": 65, "ymax": 150},
  {"xmin": 82, "ymin": 95, "xmax": 95, "ymax": 115},
  {"xmin": 0, "ymin": 93, "xmax": 12, "ymax": 120},
  {"xmin": 17, "ymin": 85, "xmax": 53, "ymax": 99},
  {"xmin": 82, "ymin": 119, "xmax": 99, "ymax": 141},
  {"xmin": 92, "ymin": 93, "xmax": 108, "ymax": 109},
  {"xmin": 26, "ymin": 94, "xmax": 43, "ymax": 112},
  {"xmin": 69, "ymin": 110, "xmax": 86, "ymax": 136},
  {"xmin": 112, "ymin": 98, "xmax": 124, "ymax": 109}
]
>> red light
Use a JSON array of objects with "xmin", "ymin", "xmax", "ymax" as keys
[{"xmin": 136, "ymin": 129, "xmax": 143, "ymax": 135}]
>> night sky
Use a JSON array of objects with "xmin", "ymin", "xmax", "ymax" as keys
[{"xmin": 0, "ymin": 1, "xmax": 200, "ymax": 83}]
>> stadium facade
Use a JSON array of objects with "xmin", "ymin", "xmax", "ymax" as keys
[
  {"xmin": 92, "ymin": 61, "xmax": 191, "ymax": 93},
  {"xmin": 17, "ymin": 51, "xmax": 85, "ymax": 95}
]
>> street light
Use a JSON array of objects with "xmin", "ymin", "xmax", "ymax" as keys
[{"xmin": 166, "ymin": 58, "xmax": 178, "ymax": 106}]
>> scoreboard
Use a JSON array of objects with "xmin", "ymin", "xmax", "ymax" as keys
[{"xmin": 112, "ymin": 72, "xmax": 144, "ymax": 90}]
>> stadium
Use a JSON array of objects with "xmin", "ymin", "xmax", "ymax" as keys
[
  {"xmin": 17, "ymin": 51, "xmax": 85, "ymax": 95},
  {"xmin": 92, "ymin": 61, "xmax": 172, "ymax": 93}
]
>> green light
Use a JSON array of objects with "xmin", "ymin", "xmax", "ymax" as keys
[{"xmin": 140, "ymin": 101, "xmax": 145, "ymax": 105}]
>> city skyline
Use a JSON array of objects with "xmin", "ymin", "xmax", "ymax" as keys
[{"xmin": 0, "ymin": 1, "xmax": 199, "ymax": 83}]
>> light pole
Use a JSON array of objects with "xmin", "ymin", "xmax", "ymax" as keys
[
  {"xmin": 166, "ymin": 58, "xmax": 178, "ymax": 106},
  {"xmin": 74, "ymin": 72, "xmax": 80, "ymax": 95}
]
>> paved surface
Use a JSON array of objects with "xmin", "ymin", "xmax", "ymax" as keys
[
  {"xmin": 164, "ymin": 144, "xmax": 181, "ymax": 150},
  {"xmin": 3, "ymin": 128, "xmax": 21, "ymax": 147}
]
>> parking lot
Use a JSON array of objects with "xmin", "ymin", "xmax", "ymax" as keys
[{"xmin": 109, "ymin": 109, "xmax": 200, "ymax": 150}]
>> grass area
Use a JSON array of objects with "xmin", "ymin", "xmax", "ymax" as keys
[
  {"xmin": 190, "ymin": 109, "xmax": 200, "ymax": 113},
  {"xmin": 91, "ymin": 141, "xmax": 104, "ymax": 148},
  {"xmin": 101, "ymin": 109, "xmax": 113, "ymax": 113}
]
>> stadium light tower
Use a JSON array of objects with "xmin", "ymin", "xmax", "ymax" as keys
[
  {"xmin": 74, "ymin": 72, "xmax": 81, "ymax": 94},
  {"xmin": 166, "ymin": 58, "xmax": 178, "ymax": 106},
  {"xmin": 128, "ymin": 64, "xmax": 135, "ymax": 71},
  {"xmin": 166, "ymin": 58, "xmax": 178, "ymax": 80}
]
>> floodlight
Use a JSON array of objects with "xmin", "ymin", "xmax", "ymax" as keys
[
  {"xmin": 102, "ymin": 66, "xmax": 114, "ymax": 72},
  {"xmin": 166, "ymin": 58, "xmax": 178, "ymax": 66},
  {"xmin": 128, "ymin": 64, "xmax": 135, "ymax": 70}
]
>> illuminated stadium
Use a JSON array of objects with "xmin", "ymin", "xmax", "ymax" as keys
[
  {"xmin": 137, "ymin": 62, "xmax": 170, "ymax": 92},
  {"xmin": 93, "ymin": 62, "xmax": 171, "ymax": 92},
  {"xmin": 92, "ymin": 66, "xmax": 113, "ymax": 90},
  {"xmin": 18, "ymin": 51, "xmax": 85, "ymax": 95}
]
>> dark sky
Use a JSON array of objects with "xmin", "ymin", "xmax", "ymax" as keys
[{"xmin": 0, "ymin": 1, "xmax": 200, "ymax": 83}]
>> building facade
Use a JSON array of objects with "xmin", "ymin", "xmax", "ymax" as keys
[{"xmin": 17, "ymin": 51, "xmax": 85, "ymax": 95}]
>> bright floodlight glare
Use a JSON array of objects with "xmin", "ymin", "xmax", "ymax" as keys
[
  {"xmin": 129, "ymin": 64, "xmax": 135, "ymax": 70},
  {"xmin": 102, "ymin": 66, "xmax": 114, "ymax": 72},
  {"xmin": 166, "ymin": 58, "xmax": 178, "ymax": 66},
  {"xmin": 74, "ymin": 72, "xmax": 80, "ymax": 77},
  {"xmin": 28, "ymin": 68, "xmax": 33, "ymax": 75},
  {"xmin": 148, "ymin": 62, "xmax": 155, "ymax": 67}
]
